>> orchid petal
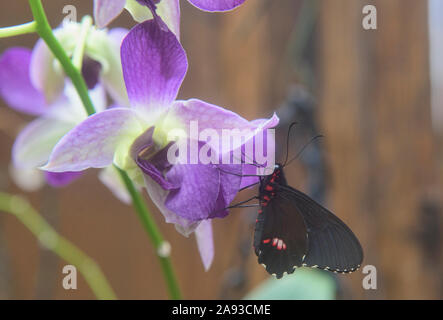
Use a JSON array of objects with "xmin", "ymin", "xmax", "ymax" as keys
[
  {"xmin": 93, "ymin": 0, "xmax": 126, "ymax": 28},
  {"xmin": 0, "ymin": 48, "xmax": 47, "ymax": 116},
  {"xmin": 108, "ymin": 27, "xmax": 129, "ymax": 45},
  {"xmin": 239, "ymin": 163, "xmax": 260, "ymax": 189},
  {"xmin": 51, "ymin": 84, "xmax": 107, "ymax": 122},
  {"xmin": 12, "ymin": 116, "xmax": 76, "ymax": 169},
  {"xmin": 171, "ymin": 99, "xmax": 279, "ymax": 132},
  {"xmin": 45, "ymin": 171, "xmax": 83, "ymax": 187},
  {"xmin": 121, "ymin": 19, "xmax": 187, "ymax": 116},
  {"xmin": 164, "ymin": 163, "xmax": 220, "ymax": 221},
  {"xmin": 195, "ymin": 220, "xmax": 214, "ymax": 271},
  {"xmin": 211, "ymin": 164, "xmax": 242, "ymax": 218},
  {"xmin": 144, "ymin": 175, "xmax": 200, "ymax": 236},
  {"xmin": 125, "ymin": 0, "xmax": 153, "ymax": 24},
  {"xmin": 9, "ymin": 165, "xmax": 45, "ymax": 192},
  {"xmin": 125, "ymin": 0, "xmax": 180, "ymax": 38},
  {"xmin": 88, "ymin": 28, "xmax": 130, "ymax": 106},
  {"xmin": 187, "ymin": 0, "xmax": 245, "ymax": 12},
  {"xmin": 43, "ymin": 108, "xmax": 143, "ymax": 172},
  {"xmin": 30, "ymin": 39, "xmax": 65, "ymax": 103},
  {"xmin": 99, "ymin": 166, "xmax": 132, "ymax": 204},
  {"xmin": 156, "ymin": 0, "xmax": 181, "ymax": 39},
  {"xmin": 170, "ymin": 99, "xmax": 279, "ymax": 154}
]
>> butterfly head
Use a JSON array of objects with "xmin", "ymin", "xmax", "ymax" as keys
[{"xmin": 261, "ymin": 163, "xmax": 287, "ymax": 189}]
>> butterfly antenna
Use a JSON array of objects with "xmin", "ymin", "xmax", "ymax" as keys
[
  {"xmin": 282, "ymin": 122, "xmax": 298, "ymax": 167},
  {"xmin": 284, "ymin": 134, "xmax": 324, "ymax": 167}
]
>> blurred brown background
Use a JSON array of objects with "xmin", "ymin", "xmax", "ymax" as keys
[{"xmin": 1, "ymin": 0, "xmax": 442, "ymax": 299}]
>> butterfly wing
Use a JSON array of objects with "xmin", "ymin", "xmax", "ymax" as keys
[
  {"xmin": 278, "ymin": 185, "xmax": 363, "ymax": 273},
  {"xmin": 254, "ymin": 194, "xmax": 308, "ymax": 279}
]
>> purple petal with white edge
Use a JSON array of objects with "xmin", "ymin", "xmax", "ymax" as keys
[
  {"xmin": 144, "ymin": 175, "xmax": 200, "ymax": 236},
  {"xmin": 43, "ymin": 108, "xmax": 142, "ymax": 172},
  {"xmin": 187, "ymin": 0, "xmax": 245, "ymax": 12},
  {"xmin": 195, "ymin": 220, "xmax": 214, "ymax": 271},
  {"xmin": 12, "ymin": 115, "xmax": 76, "ymax": 169},
  {"xmin": 45, "ymin": 171, "xmax": 83, "ymax": 188},
  {"xmin": 165, "ymin": 163, "xmax": 220, "ymax": 221},
  {"xmin": 121, "ymin": 19, "xmax": 187, "ymax": 116},
  {"xmin": 0, "ymin": 47, "xmax": 47, "ymax": 116},
  {"xmin": 240, "ymin": 122, "xmax": 277, "ymax": 187},
  {"xmin": 170, "ymin": 99, "xmax": 279, "ymax": 154},
  {"xmin": 94, "ymin": 0, "xmax": 126, "ymax": 28},
  {"xmin": 30, "ymin": 39, "xmax": 65, "ymax": 103}
]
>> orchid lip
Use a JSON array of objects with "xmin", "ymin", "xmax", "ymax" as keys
[
  {"xmin": 81, "ymin": 56, "xmax": 102, "ymax": 89},
  {"xmin": 130, "ymin": 126, "xmax": 178, "ymax": 190}
]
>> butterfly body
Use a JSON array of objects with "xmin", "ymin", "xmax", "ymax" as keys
[{"xmin": 254, "ymin": 163, "xmax": 363, "ymax": 279}]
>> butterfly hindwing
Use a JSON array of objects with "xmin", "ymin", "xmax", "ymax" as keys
[
  {"xmin": 254, "ymin": 192, "xmax": 308, "ymax": 278},
  {"xmin": 278, "ymin": 185, "xmax": 363, "ymax": 273}
]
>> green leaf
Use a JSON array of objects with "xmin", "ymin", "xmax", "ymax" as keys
[{"xmin": 244, "ymin": 268, "xmax": 337, "ymax": 300}]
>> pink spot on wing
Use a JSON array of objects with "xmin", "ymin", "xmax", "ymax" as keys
[{"xmin": 272, "ymin": 238, "xmax": 278, "ymax": 246}]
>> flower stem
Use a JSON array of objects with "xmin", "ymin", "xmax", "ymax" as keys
[
  {"xmin": 27, "ymin": 0, "xmax": 182, "ymax": 300},
  {"xmin": 115, "ymin": 166, "xmax": 182, "ymax": 300},
  {"xmin": 0, "ymin": 192, "xmax": 117, "ymax": 300},
  {"xmin": 0, "ymin": 21, "xmax": 37, "ymax": 38},
  {"xmin": 28, "ymin": 0, "xmax": 95, "ymax": 116}
]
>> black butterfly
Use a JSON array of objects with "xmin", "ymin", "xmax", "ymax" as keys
[{"xmin": 253, "ymin": 163, "xmax": 363, "ymax": 279}]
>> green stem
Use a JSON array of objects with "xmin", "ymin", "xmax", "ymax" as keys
[
  {"xmin": 0, "ymin": 21, "xmax": 37, "ymax": 38},
  {"xmin": 27, "ymin": 0, "xmax": 182, "ymax": 300},
  {"xmin": 0, "ymin": 193, "xmax": 117, "ymax": 300},
  {"xmin": 116, "ymin": 167, "xmax": 182, "ymax": 300},
  {"xmin": 28, "ymin": 0, "xmax": 95, "ymax": 116}
]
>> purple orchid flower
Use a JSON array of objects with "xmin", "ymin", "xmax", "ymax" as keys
[
  {"xmin": 31, "ymin": 21, "xmax": 129, "ymax": 106},
  {"xmin": 94, "ymin": 0, "xmax": 246, "ymax": 32},
  {"xmin": 0, "ymin": 21, "xmax": 132, "ymax": 196},
  {"xmin": 0, "ymin": 47, "xmax": 92, "ymax": 188},
  {"xmin": 0, "ymin": 47, "xmax": 130, "ymax": 202},
  {"xmin": 42, "ymin": 20, "xmax": 278, "ymax": 269}
]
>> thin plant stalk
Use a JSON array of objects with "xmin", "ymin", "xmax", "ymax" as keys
[
  {"xmin": 0, "ymin": 192, "xmax": 117, "ymax": 300},
  {"xmin": 0, "ymin": 21, "xmax": 37, "ymax": 38}
]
